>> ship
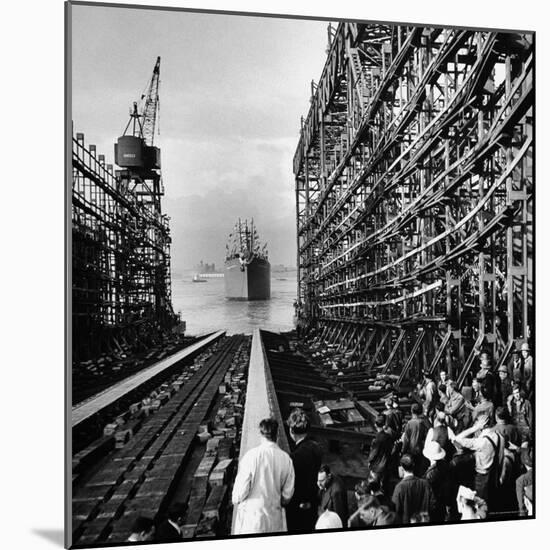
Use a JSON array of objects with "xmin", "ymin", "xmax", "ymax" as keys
[
  {"xmin": 224, "ymin": 218, "xmax": 271, "ymax": 300},
  {"xmin": 192, "ymin": 274, "xmax": 207, "ymax": 283}
]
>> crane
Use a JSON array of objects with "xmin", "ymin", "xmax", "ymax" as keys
[
  {"xmin": 116, "ymin": 57, "xmax": 162, "ymax": 176},
  {"xmin": 140, "ymin": 56, "xmax": 160, "ymax": 147},
  {"xmin": 120, "ymin": 56, "xmax": 161, "ymax": 144}
]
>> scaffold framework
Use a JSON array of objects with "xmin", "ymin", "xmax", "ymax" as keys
[
  {"xmin": 294, "ymin": 23, "xmax": 533, "ymax": 386},
  {"xmin": 72, "ymin": 131, "xmax": 176, "ymax": 362}
]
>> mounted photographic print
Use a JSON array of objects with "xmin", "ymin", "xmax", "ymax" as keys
[{"xmin": 66, "ymin": 1, "xmax": 535, "ymax": 548}]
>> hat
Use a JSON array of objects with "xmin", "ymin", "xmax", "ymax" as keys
[
  {"xmin": 423, "ymin": 440, "xmax": 446, "ymax": 461},
  {"xmin": 521, "ymin": 342, "xmax": 530, "ymax": 352},
  {"xmin": 315, "ymin": 510, "xmax": 343, "ymax": 530},
  {"xmin": 497, "ymin": 365, "xmax": 509, "ymax": 374},
  {"xmin": 521, "ymin": 447, "xmax": 533, "ymax": 468}
]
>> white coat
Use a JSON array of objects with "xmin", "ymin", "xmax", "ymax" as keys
[{"xmin": 232, "ymin": 438, "xmax": 295, "ymax": 534}]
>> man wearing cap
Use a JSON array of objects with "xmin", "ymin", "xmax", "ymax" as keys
[
  {"xmin": 507, "ymin": 385, "xmax": 532, "ymax": 441},
  {"xmin": 401, "ymin": 403, "xmax": 430, "ymax": 474},
  {"xmin": 355, "ymin": 495, "xmax": 397, "ymax": 527},
  {"xmin": 508, "ymin": 350, "xmax": 523, "ymax": 384},
  {"xmin": 516, "ymin": 446, "xmax": 533, "ymax": 516},
  {"xmin": 383, "ymin": 395, "xmax": 403, "ymax": 440},
  {"xmin": 476, "ymin": 353, "xmax": 496, "ymax": 403},
  {"xmin": 454, "ymin": 417, "xmax": 504, "ymax": 506},
  {"xmin": 495, "ymin": 364, "xmax": 514, "ymax": 408},
  {"xmin": 448, "ymin": 440, "xmax": 475, "ymax": 520},
  {"xmin": 444, "ymin": 382, "xmax": 467, "ymax": 433},
  {"xmin": 368, "ymin": 415, "xmax": 394, "ymax": 489},
  {"xmin": 418, "ymin": 371, "xmax": 438, "ymax": 419},
  {"xmin": 317, "ymin": 464, "xmax": 348, "ymax": 527},
  {"xmin": 423, "ymin": 441, "xmax": 451, "ymax": 522},
  {"xmin": 470, "ymin": 384, "xmax": 495, "ymax": 429},
  {"xmin": 470, "ymin": 377, "xmax": 482, "ymax": 406},
  {"xmin": 493, "ymin": 406, "xmax": 521, "ymax": 448},
  {"xmin": 438, "ymin": 370, "xmax": 451, "ymax": 405},
  {"xmin": 520, "ymin": 342, "xmax": 533, "ymax": 400}
]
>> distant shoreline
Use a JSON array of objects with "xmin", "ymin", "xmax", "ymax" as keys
[{"xmin": 173, "ymin": 267, "xmax": 298, "ymax": 278}]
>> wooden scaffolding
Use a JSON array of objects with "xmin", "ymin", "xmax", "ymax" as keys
[{"xmin": 294, "ymin": 23, "xmax": 533, "ymax": 386}]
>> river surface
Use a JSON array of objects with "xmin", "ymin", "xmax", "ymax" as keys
[{"xmin": 171, "ymin": 270, "xmax": 298, "ymax": 335}]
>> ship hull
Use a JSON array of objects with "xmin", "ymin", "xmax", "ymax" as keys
[{"xmin": 224, "ymin": 257, "xmax": 271, "ymax": 300}]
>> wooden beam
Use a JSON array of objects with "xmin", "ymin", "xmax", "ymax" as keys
[
  {"xmin": 366, "ymin": 329, "xmax": 390, "ymax": 372},
  {"xmin": 427, "ymin": 330, "xmax": 452, "ymax": 375},
  {"xmin": 381, "ymin": 329, "xmax": 406, "ymax": 374},
  {"xmin": 396, "ymin": 330, "xmax": 426, "ymax": 387},
  {"xmin": 457, "ymin": 332, "xmax": 485, "ymax": 388}
]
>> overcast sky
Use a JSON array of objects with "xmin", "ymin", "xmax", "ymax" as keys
[{"xmin": 71, "ymin": 4, "xmax": 329, "ymax": 271}]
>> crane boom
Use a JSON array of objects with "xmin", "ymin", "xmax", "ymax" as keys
[{"xmin": 141, "ymin": 56, "xmax": 161, "ymax": 147}]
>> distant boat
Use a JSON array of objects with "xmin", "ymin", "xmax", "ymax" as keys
[
  {"xmin": 192, "ymin": 274, "xmax": 207, "ymax": 283},
  {"xmin": 225, "ymin": 218, "xmax": 270, "ymax": 300}
]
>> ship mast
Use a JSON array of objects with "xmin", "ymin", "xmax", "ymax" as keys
[
  {"xmin": 238, "ymin": 218, "xmax": 242, "ymax": 253},
  {"xmin": 250, "ymin": 218, "xmax": 254, "ymax": 255}
]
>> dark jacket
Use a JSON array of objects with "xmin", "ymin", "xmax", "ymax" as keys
[
  {"xmin": 384, "ymin": 408, "xmax": 403, "ymax": 439},
  {"xmin": 424, "ymin": 461, "xmax": 452, "ymax": 522},
  {"xmin": 495, "ymin": 377, "xmax": 514, "ymax": 408},
  {"xmin": 402, "ymin": 416, "xmax": 430, "ymax": 457},
  {"xmin": 319, "ymin": 474, "xmax": 349, "ymax": 526},
  {"xmin": 155, "ymin": 520, "xmax": 181, "ymax": 543},
  {"xmin": 445, "ymin": 391, "xmax": 467, "ymax": 429},
  {"xmin": 477, "ymin": 369, "xmax": 496, "ymax": 401},
  {"xmin": 392, "ymin": 475, "xmax": 436, "ymax": 524},
  {"xmin": 286, "ymin": 436, "xmax": 323, "ymax": 532},
  {"xmin": 493, "ymin": 422, "xmax": 521, "ymax": 447},
  {"xmin": 368, "ymin": 429, "xmax": 394, "ymax": 474},
  {"xmin": 507, "ymin": 396, "xmax": 533, "ymax": 432},
  {"xmin": 431, "ymin": 424, "xmax": 455, "ymax": 460},
  {"xmin": 449, "ymin": 451, "xmax": 475, "ymax": 492},
  {"xmin": 289, "ymin": 436, "xmax": 323, "ymax": 505}
]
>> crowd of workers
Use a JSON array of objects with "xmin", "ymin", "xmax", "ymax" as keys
[
  {"xmin": 126, "ymin": 343, "xmax": 534, "ymax": 540},
  {"xmin": 231, "ymin": 343, "xmax": 534, "ymax": 535}
]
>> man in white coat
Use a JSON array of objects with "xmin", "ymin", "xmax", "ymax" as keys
[{"xmin": 232, "ymin": 417, "xmax": 295, "ymax": 534}]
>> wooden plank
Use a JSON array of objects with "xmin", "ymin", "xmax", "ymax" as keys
[{"xmin": 72, "ymin": 331, "xmax": 225, "ymax": 427}]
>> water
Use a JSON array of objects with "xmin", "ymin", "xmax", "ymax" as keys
[{"xmin": 171, "ymin": 270, "xmax": 298, "ymax": 335}]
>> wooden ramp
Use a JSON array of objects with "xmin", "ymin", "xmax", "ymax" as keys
[{"xmin": 72, "ymin": 331, "xmax": 225, "ymax": 428}]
